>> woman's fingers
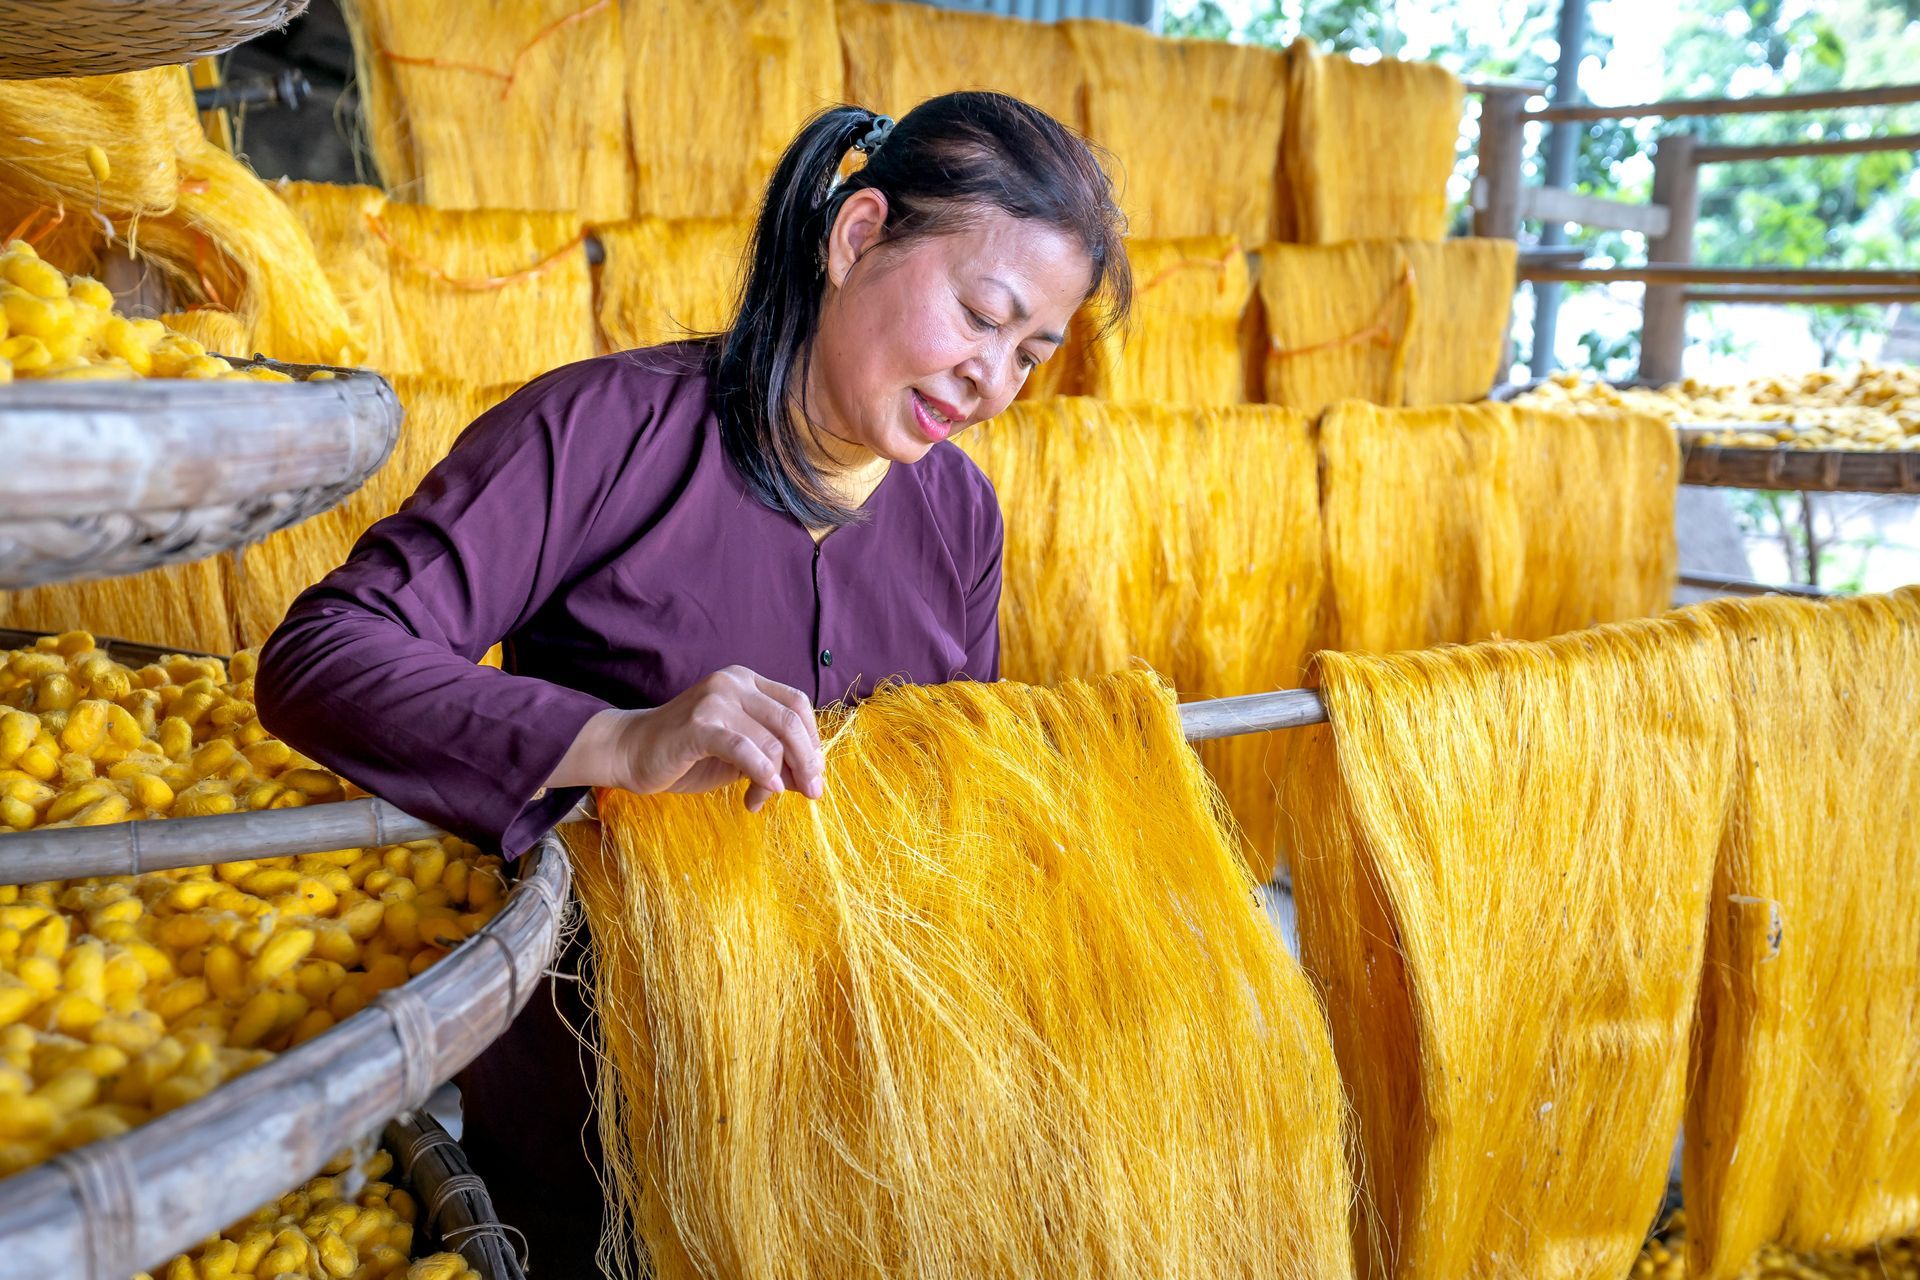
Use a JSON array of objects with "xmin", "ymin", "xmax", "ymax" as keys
[
  {"xmin": 751, "ymin": 675, "xmax": 821, "ymax": 749},
  {"xmin": 688, "ymin": 721, "xmax": 784, "ymax": 804},
  {"xmin": 740, "ymin": 688, "xmax": 824, "ymax": 798},
  {"xmin": 628, "ymin": 668, "xmax": 829, "ymax": 810}
]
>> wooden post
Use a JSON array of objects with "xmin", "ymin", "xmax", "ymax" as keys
[
  {"xmin": 1473, "ymin": 87, "xmax": 1530, "ymax": 377},
  {"xmin": 1473, "ymin": 88, "xmax": 1530, "ymax": 241},
  {"xmin": 1640, "ymin": 129, "xmax": 1699, "ymax": 384}
]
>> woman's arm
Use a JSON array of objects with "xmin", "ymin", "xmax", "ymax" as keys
[
  {"xmin": 259, "ymin": 362, "xmax": 825, "ymax": 854},
  {"xmin": 256, "ymin": 366, "xmax": 629, "ymax": 856}
]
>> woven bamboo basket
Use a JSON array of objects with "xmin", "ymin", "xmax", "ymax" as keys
[
  {"xmin": 0, "ymin": 357, "xmax": 400, "ymax": 590},
  {"xmin": 384, "ymin": 1112, "xmax": 530, "ymax": 1280},
  {"xmin": 0, "ymin": 0, "xmax": 309, "ymax": 79},
  {"xmin": 0, "ymin": 830, "xmax": 569, "ymax": 1280}
]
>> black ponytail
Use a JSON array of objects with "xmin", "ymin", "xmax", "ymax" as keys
[{"xmin": 709, "ymin": 92, "xmax": 1131, "ymax": 531}]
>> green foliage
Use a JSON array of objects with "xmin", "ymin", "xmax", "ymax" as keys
[
  {"xmin": 1161, "ymin": 0, "xmax": 1920, "ymax": 360},
  {"xmin": 1573, "ymin": 323, "xmax": 1639, "ymax": 380},
  {"xmin": 1162, "ymin": 0, "xmax": 1407, "ymax": 54}
]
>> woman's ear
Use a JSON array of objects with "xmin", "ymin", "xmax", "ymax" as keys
[{"xmin": 826, "ymin": 188, "xmax": 890, "ymax": 289}]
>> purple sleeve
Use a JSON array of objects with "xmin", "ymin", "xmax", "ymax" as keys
[
  {"xmin": 255, "ymin": 362, "xmax": 647, "ymax": 857},
  {"xmin": 965, "ymin": 487, "xmax": 1004, "ymax": 681}
]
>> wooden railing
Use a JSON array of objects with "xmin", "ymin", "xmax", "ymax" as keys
[{"xmin": 1470, "ymin": 80, "xmax": 1920, "ymax": 383}]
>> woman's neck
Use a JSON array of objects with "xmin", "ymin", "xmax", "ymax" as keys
[{"xmin": 805, "ymin": 424, "xmax": 891, "ymax": 520}]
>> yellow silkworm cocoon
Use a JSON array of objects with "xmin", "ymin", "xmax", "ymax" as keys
[
  {"xmin": 68, "ymin": 276, "xmax": 112, "ymax": 312},
  {"xmin": 248, "ymin": 927, "xmax": 314, "ymax": 985},
  {"xmin": 0, "ymin": 709, "xmax": 35, "ymax": 764},
  {"xmin": 72, "ymin": 792, "xmax": 130, "ymax": 825},
  {"xmin": 2, "ymin": 255, "xmax": 69, "ymax": 300},
  {"xmin": 57, "ymin": 699, "xmax": 109, "ymax": 756},
  {"xmin": 129, "ymin": 772, "xmax": 174, "ymax": 812},
  {"xmin": 406, "ymin": 1254, "xmax": 465, "ymax": 1280}
]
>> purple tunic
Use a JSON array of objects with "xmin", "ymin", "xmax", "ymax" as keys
[
  {"xmin": 253, "ymin": 344, "xmax": 1004, "ymax": 1276},
  {"xmin": 255, "ymin": 344, "xmax": 1004, "ymax": 857}
]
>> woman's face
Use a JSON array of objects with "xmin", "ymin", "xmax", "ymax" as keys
[{"xmin": 807, "ymin": 191, "xmax": 1092, "ymax": 464}]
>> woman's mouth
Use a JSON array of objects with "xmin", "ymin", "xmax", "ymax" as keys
[{"xmin": 911, "ymin": 390, "xmax": 955, "ymax": 442}]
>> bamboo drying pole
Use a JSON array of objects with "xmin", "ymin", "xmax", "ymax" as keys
[{"xmin": 0, "ymin": 688, "xmax": 1332, "ymax": 884}]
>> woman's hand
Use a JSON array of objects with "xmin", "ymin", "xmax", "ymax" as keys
[{"xmin": 548, "ymin": 667, "xmax": 824, "ymax": 811}]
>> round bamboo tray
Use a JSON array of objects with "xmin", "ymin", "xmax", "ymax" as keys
[
  {"xmin": 385, "ymin": 1113, "xmax": 529, "ymax": 1280},
  {"xmin": 0, "ymin": 357, "xmax": 400, "ymax": 590},
  {"xmin": 0, "ymin": 1, "xmax": 310, "ymax": 79},
  {"xmin": 0, "ymin": 830, "xmax": 570, "ymax": 1280},
  {"xmin": 1487, "ymin": 379, "xmax": 1920, "ymax": 495},
  {"xmin": 1678, "ymin": 427, "xmax": 1920, "ymax": 494},
  {"xmin": 0, "ymin": 627, "xmax": 218, "ymax": 665}
]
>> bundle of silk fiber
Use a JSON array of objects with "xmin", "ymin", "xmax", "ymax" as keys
[
  {"xmin": 1257, "ymin": 242, "xmax": 1416, "ymax": 413},
  {"xmin": 1281, "ymin": 40, "xmax": 1463, "ymax": 243},
  {"xmin": 1066, "ymin": 19, "xmax": 1287, "ymax": 242},
  {"xmin": 1318, "ymin": 401, "xmax": 1522, "ymax": 653},
  {"xmin": 1505, "ymin": 403, "xmax": 1677, "ymax": 639},
  {"xmin": 1397, "ymin": 237, "xmax": 1517, "ymax": 405},
  {"xmin": 626, "ymin": 0, "xmax": 842, "ymax": 219},
  {"xmin": 0, "ymin": 559, "xmax": 238, "ymax": 656},
  {"xmin": 293, "ymin": 199, "xmax": 592, "ymax": 383},
  {"xmin": 960, "ymin": 400, "xmax": 1323, "ymax": 874},
  {"xmin": 1682, "ymin": 588, "xmax": 1920, "ymax": 1279},
  {"xmin": 0, "ymin": 67, "xmax": 201, "ymax": 216},
  {"xmin": 137, "ymin": 141, "xmax": 364, "ymax": 366},
  {"xmin": 1286, "ymin": 613, "xmax": 1735, "ymax": 1279},
  {"xmin": 593, "ymin": 217, "xmax": 751, "ymax": 351},
  {"xmin": 572, "ymin": 671, "xmax": 1356, "ymax": 1280},
  {"xmin": 1079, "ymin": 236, "xmax": 1253, "ymax": 405},
  {"xmin": 275, "ymin": 181, "xmax": 421, "ymax": 373},
  {"xmin": 838, "ymin": 1, "xmax": 1084, "ymax": 131},
  {"xmin": 342, "ymin": 0, "xmax": 633, "ymax": 220}
]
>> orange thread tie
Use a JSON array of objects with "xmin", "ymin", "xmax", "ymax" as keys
[
  {"xmin": 178, "ymin": 178, "xmax": 212, "ymax": 195},
  {"xmin": 4, "ymin": 203, "xmax": 57, "ymax": 246},
  {"xmin": 26, "ymin": 203, "xmax": 67, "ymax": 249},
  {"xmin": 505, "ymin": 0, "xmax": 612, "ymax": 95},
  {"xmin": 380, "ymin": 51, "xmax": 512, "ymax": 87},
  {"xmin": 381, "ymin": 0, "xmax": 611, "ymax": 101},
  {"xmin": 192, "ymin": 231, "xmax": 229, "ymax": 311},
  {"xmin": 1269, "ymin": 261, "xmax": 1416, "ymax": 359},
  {"xmin": 1139, "ymin": 243, "xmax": 1243, "ymax": 295},
  {"xmin": 363, "ymin": 211, "xmax": 588, "ymax": 291}
]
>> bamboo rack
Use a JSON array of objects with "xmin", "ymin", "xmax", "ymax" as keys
[
  {"xmin": 384, "ymin": 1112, "xmax": 527, "ymax": 1280},
  {"xmin": 0, "ymin": 688, "xmax": 1333, "ymax": 884}
]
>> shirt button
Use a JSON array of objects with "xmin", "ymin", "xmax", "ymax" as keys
[{"xmin": 819, "ymin": 648, "xmax": 834, "ymax": 667}]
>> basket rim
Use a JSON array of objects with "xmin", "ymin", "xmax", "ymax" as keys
[
  {"xmin": 0, "ymin": 356, "xmax": 401, "ymax": 591},
  {"xmin": 0, "ymin": 0, "xmax": 311, "ymax": 81}
]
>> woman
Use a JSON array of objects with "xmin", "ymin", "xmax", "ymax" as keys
[{"xmin": 256, "ymin": 92, "xmax": 1129, "ymax": 1273}]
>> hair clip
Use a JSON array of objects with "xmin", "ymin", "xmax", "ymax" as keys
[{"xmin": 855, "ymin": 115, "xmax": 895, "ymax": 154}]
